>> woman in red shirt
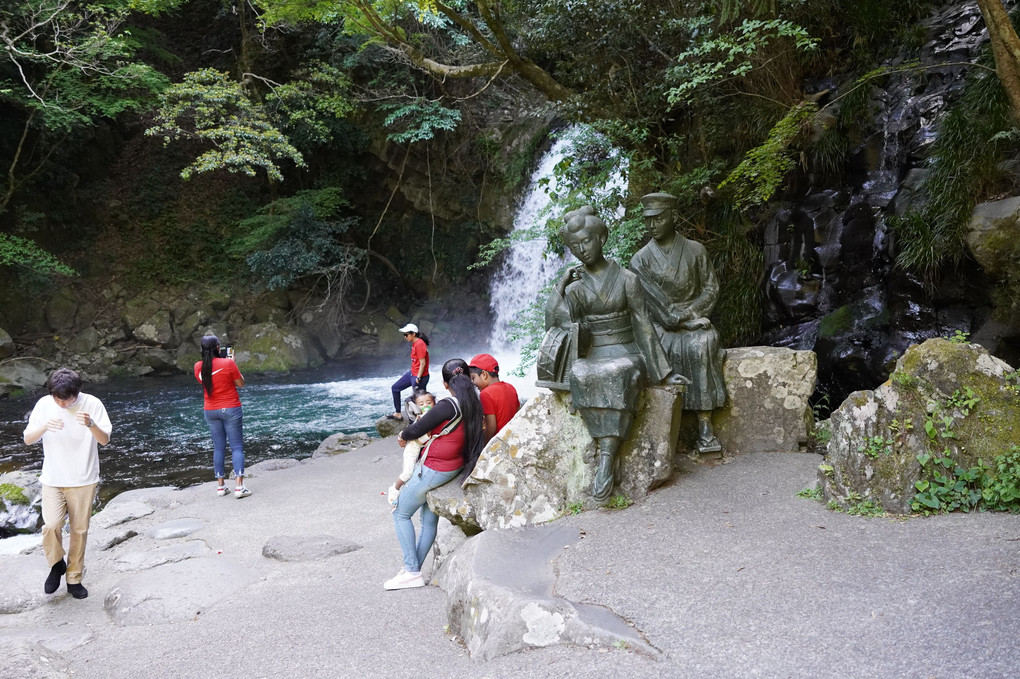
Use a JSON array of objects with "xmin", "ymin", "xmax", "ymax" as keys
[
  {"xmin": 194, "ymin": 335, "xmax": 251, "ymax": 499},
  {"xmin": 388, "ymin": 323, "xmax": 430, "ymax": 420},
  {"xmin": 384, "ymin": 358, "xmax": 483, "ymax": 590}
]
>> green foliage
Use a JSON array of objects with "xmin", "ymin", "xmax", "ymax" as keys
[
  {"xmin": 0, "ymin": 1, "xmax": 168, "ymax": 131},
  {"xmin": 797, "ymin": 486, "xmax": 822, "ymax": 501},
  {"xmin": 889, "ymin": 58, "xmax": 1016, "ymax": 284},
  {"xmin": 235, "ymin": 188, "xmax": 364, "ymax": 290},
  {"xmin": 981, "ymin": 446, "xmax": 1020, "ymax": 511},
  {"xmin": 146, "ymin": 69, "xmax": 308, "ymax": 182},
  {"xmin": 566, "ymin": 501, "xmax": 584, "ymax": 515},
  {"xmin": 605, "ymin": 494, "xmax": 632, "ymax": 510},
  {"xmin": 945, "ymin": 329, "xmax": 971, "ymax": 344},
  {"xmin": 666, "ymin": 18, "xmax": 817, "ymax": 107},
  {"xmin": 380, "ymin": 98, "xmax": 461, "ymax": 144},
  {"xmin": 719, "ymin": 102, "xmax": 817, "ymax": 209},
  {"xmin": 857, "ymin": 435, "xmax": 892, "ymax": 460},
  {"xmin": 0, "ymin": 234, "xmax": 76, "ymax": 276},
  {"xmin": 841, "ymin": 491, "xmax": 886, "ymax": 516}
]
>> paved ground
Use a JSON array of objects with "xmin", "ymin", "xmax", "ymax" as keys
[{"xmin": 1, "ymin": 438, "xmax": 1018, "ymax": 678}]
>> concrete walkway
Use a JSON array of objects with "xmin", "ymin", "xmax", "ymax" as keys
[{"xmin": 1, "ymin": 438, "xmax": 1018, "ymax": 678}]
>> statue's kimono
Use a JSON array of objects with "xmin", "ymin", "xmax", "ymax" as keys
[
  {"xmin": 562, "ymin": 259, "xmax": 671, "ymax": 440},
  {"xmin": 630, "ymin": 236, "xmax": 726, "ymax": 411}
]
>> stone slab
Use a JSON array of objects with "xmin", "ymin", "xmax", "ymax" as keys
[
  {"xmin": 261, "ymin": 535, "xmax": 362, "ymax": 562},
  {"xmin": 112, "ymin": 540, "xmax": 210, "ymax": 571},
  {"xmin": 104, "ymin": 556, "xmax": 256, "ymax": 626}
]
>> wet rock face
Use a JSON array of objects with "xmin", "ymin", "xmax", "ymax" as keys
[
  {"xmin": 820, "ymin": 338, "xmax": 1019, "ymax": 514},
  {"xmin": 762, "ymin": 2, "xmax": 1012, "ymax": 404}
]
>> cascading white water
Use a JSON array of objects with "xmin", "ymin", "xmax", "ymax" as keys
[
  {"xmin": 487, "ymin": 135, "xmax": 572, "ymax": 352},
  {"xmin": 488, "ymin": 127, "xmax": 628, "ymax": 354},
  {"xmin": 483, "ymin": 127, "xmax": 627, "ymax": 400}
]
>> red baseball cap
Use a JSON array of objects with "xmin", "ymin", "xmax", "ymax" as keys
[{"xmin": 469, "ymin": 353, "xmax": 499, "ymax": 373}]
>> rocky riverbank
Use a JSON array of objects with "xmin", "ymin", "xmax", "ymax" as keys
[{"xmin": 0, "ymin": 281, "xmax": 493, "ymax": 398}]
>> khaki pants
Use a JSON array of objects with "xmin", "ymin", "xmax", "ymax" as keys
[{"xmin": 41, "ymin": 483, "xmax": 97, "ymax": 585}]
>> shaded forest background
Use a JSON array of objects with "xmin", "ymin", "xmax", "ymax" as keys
[{"xmin": 2, "ymin": 1, "xmax": 1019, "ymax": 383}]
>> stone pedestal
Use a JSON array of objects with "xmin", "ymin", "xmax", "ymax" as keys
[{"xmin": 712, "ymin": 346, "xmax": 817, "ymax": 454}]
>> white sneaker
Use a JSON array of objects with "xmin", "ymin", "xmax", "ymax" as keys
[
  {"xmin": 216, "ymin": 485, "xmax": 230, "ymax": 497},
  {"xmin": 234, "ymin": 486, "xmax": 252, "ymax": 499},
  {"xmin": 383, "ymin": 569, "xmax": 425, "ymax": 590}
]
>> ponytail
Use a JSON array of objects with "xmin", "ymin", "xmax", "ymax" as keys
[
  {"xmin": 200, "ymin": 335, "xmax": 219, "ymax": 396},
  {"xmin": 417, "ymin": 330, "xmax": 430, "ymax": 347},
  {"xmin": 442, "ymin": 358, "xmax": 483, "ymax": 480}
]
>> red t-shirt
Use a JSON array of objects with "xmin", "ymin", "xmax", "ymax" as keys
[
  {"xmin": 480, "ymin": 380, "xmax": 520, "ymax": 433},
  {"xmin": 410, "ymin": 338, "xmax": 429, "ymax": 378},
  {"xmin": 194, "ymin": 358, "xmax": 243, "ymax": 410}
]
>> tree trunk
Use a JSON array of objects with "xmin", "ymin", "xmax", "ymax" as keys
[{"xmin": 977, "ymin": 0, "xmax": 1020, "ymax": 123}]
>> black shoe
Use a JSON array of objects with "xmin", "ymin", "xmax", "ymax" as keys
[
  {"xmin": 44, "ymin": 559, "xmax": 66, "ymax": 594},
  {"xmin": 67, "ymin": 583, "xmax": 88, "ymax": 599}
]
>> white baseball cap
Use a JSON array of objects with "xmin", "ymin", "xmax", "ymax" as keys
[{"xmin": 399, "ymin": 323, "xmax": 418, "ymax": 334}]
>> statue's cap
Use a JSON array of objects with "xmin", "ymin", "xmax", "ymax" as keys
[{"xmin": 640, "ymin": 192, "xmax": 677, "ymax": 216}]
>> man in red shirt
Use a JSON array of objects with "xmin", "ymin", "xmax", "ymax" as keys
[{"xmin": 468, "ymin": 354, "xmax": 521, "ymax": 444}]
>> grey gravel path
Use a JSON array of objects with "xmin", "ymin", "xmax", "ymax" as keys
[{"xmin": 1, "ymin": 438, "xmax": 1017, "ymax": 679}]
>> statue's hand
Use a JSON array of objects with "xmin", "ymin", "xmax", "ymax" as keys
[
  {"xmin": 668, "ymin": 304, "xmax": 692, "ymax": 325},
  {"xmin": 663, "ymin": 372, "xmax": 692, "ymax": 387},
  {"xmin": 557, "ymin": 266, "xmax": 582, "ymax": 296},
  {"xmin": 681, "ymin": 317, "xmax": 711, "ymax": 331}
]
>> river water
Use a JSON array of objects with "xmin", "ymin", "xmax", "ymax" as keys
[
  {"xmin": 0, "ymin": 351, "xmax": 537, "ymax": 508},
  {"xmin": 0, "ymin": 356, "xmax": 410, "ymax": 504}
]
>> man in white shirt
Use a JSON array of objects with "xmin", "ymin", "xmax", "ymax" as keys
[{"xmin": 23, "ymin": 368, "xmax": 112, "ymax": 599}]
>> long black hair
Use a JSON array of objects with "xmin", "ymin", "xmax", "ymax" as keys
[
  {"xmin": 413, "ymin": 330, "xmax": 430, "ymax": 347},
  {"xmin": 200, "ymin": 335, "xmax": 219, "ymax": 396},
  {"xmin": 442, "ymin": 357, "xmax": 483, "ymax": 480}
]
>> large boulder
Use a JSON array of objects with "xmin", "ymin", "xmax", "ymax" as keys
[
  {"xmin": 436, "ymin": 524, "xmax": 655, "ymax": 661},
  {"xmin": 0, "ymin": 327, "xmax": 14, "ymax": 359},
  {"xmin": 713, "ymin": 346, "xmax": 818, "ymax": 454},
  {"xmin": 429, "ymin": 386, "xmax": 682, "ymax": 531},
  {"xmin": 44, "ymin": 288, "xmax": 79, "ymax": 333},
  {"xmin": 967, "ymin": 196, "xmax": 1020, "ymax": 279},
  {"xmin": 820, "ymin": 338, "xmax": 1019, "ymax": 514},
  {"xmin": 0, "ymin": 359, "xmax": 49, "ymax": 395},
  {"xmin": 131, "ymin": 309, "xmax": 174, "ymax": 347},
  {"xmin": 0, "ymin": 472, "xmax": 43, "ymax": 534},
  {"xmin": 233, "ymin": 322, "xmax": 324, "ymax": 372}
]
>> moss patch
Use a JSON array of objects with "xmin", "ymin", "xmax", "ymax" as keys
[
  {"xmin": 0, "ymin": 483, "xmax": 30, "ymax": 505},
  {"xmin": 818, "ymin": 305, "xmax": 853, "ymax": 338}
]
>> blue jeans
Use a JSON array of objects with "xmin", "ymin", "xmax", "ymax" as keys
[
  {"xmin": 392, "ymin": 371, "xmax": 429, "ymax": 413},
  {"xmin": 204, "ymin": 407, "xmax": 244, "ymax": 479},
  {"xmin": 393, "ymin": 461, "xmax": 461, "ymax": 573}
]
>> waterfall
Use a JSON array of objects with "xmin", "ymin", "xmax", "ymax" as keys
[
  {"xmin": 488, "ymin": 127, "xmax": 627, "ymax": 354},
  {"xmin": 487, "ymin": 135, "xmax": 572, "ymax": 353}
]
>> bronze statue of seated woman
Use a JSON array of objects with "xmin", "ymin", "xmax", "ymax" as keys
[{"xmin": 538, "ymin": 205, "xmax": 685, "ymax": 501}]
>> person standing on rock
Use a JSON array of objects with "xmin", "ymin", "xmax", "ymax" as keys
[
  {"xmin": 385, "ymin": 358, "xmax": 483, "ymax": 590},
  {"xmin": 388, "ymin": 323, "xmax": 430, "ymax": 420},
  {"xmin": 23, "ymin": 367, "xmax": 112, "ymax": 600},
  {"xmin": 195, "ymin": 335, "xmax": 251, "ymax": 499}
]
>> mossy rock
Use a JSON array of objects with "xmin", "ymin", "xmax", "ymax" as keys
[
  {"xmin": 234, "ymin": 322, "xmax": 324, "ymax": 372},
  {"xmin": 820, "ymin": 338, "xmax": 1019, "ymax": 514},
  {"xmin": 0, "ymin": 483, "xmax": 30, "ymax": 506}
]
